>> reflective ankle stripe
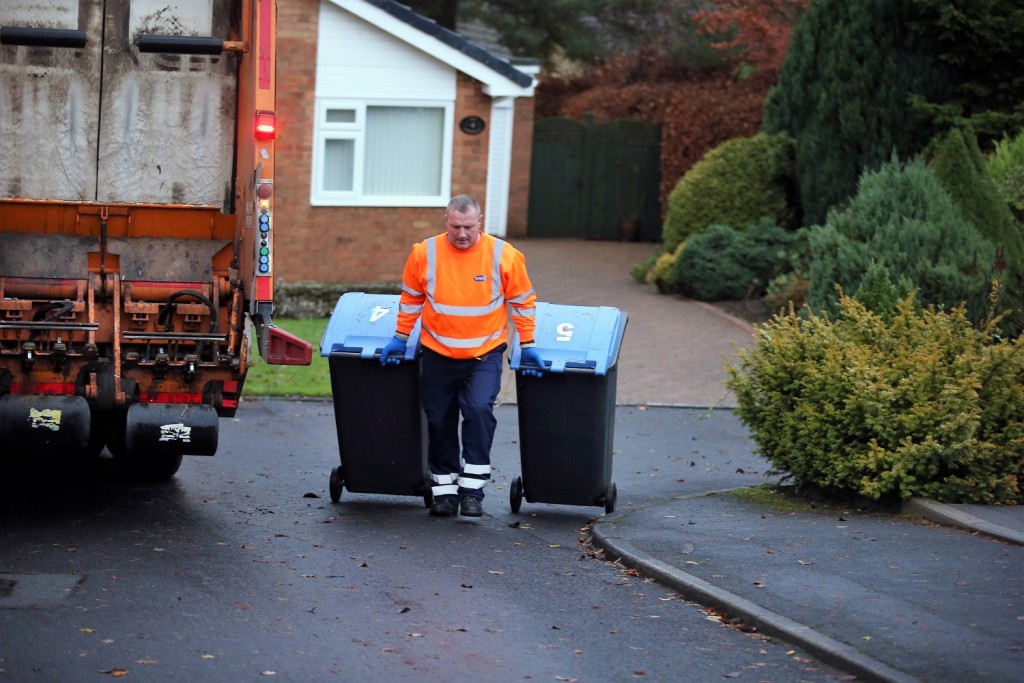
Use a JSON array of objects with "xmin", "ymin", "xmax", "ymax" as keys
[{"xmin": 431, "ymin": 472, "xmax": 458, "ymax": 498}]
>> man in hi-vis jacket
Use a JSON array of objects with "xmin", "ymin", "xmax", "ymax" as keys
[{"xmin": 380, "ymin": 195, "xmax": 545, "ymax": 517}]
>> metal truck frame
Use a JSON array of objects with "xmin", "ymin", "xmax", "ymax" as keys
[{"xmin": 0, "ymin": 0, "xmax": 312, "ymax": 479}]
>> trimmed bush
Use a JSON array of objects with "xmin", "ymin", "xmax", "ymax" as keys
[
  {"xmin": 807, "ymin": 155, "xmax": 998, "ymax": 325},
  {"xmin": 651, "ymin": 243, "xmax": 684, "ymax": 294},
  {"xmin": 927, "ymin": 128, "xmax": 1024, "ymax": 324},
  {"xmin": 986, "ymin": 130, "xmax": 1024, "ymax": 220},
  {"xmin": 670, "ymin": 220, "xmax": 802, "ymax": 301},
  {"xmin": 661, "ymin": 132, "xmax": 798, "ymax": 252},
  {"xmin": 726, "ymin": 289, "xmax": 1024, "ymax": 504}
]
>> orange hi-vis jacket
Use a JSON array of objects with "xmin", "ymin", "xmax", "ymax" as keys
[{"xmin": 395, "ymin": 232, "xmax": 537, "ymax": 359}]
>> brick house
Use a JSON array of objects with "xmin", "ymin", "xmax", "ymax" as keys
[{"xmin": 274, "ymin": 0, "xmax": 538, "ymax": 285}]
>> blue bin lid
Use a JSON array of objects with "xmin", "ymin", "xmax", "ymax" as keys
[
  {"xmin": 319, "ymin": 292, "xmax": 420, "ymax": 360},
  {"xmin": 509, "ymin": 303, "xmax": 627, "ymax": 375}
]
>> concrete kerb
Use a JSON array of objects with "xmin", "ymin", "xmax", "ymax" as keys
[
  {"xmin": 591, "ymin": 494, "xmax": 919, "ymax": 683},
  {"xmin": 903, "ymin": 497, "xmax": 1024, "ymax": 547}
]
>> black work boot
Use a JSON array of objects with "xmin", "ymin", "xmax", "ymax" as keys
[
  {"xmin": 459, "ymin": 496, "xmax": 483, "ymax": 517},
  {"xmin": 430, "ymin": 497, "xmax": 457, "ymax": 517}
]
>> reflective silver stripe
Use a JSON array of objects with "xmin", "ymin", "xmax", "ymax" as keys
[
  {"xmin": 458, "ymin": 463, "xmax": 491, "ymax": 491},
  {"xmin": 431, "ymin": 472, "xmax": 459, "ymax": 496},
  {"xmin": 509, "ymin": 307, "xmax": 535, "ymax": 318},
  {"xmin": 425, "ymin": 327, "xmax": 502, "ymax": 349},
  {"xmin": 399, "ymin": 302, "xmax": 423, "ymax": 315},
  {"xmin": 402, "ymin": 283, "xmax": 423, "ymax": 297},
  {"xmin": 424, "ymin": 236, "xmax": 438, "ymax": 302},
  {"xmin": 432, "ymin": 483, "xmax": 459, "ymax": 497},
  {"xmin": 431, "ymin": 298, "xmax": 504, "ymax": 317},
  {"xmin": 507, "ymin": 288, "xmax": 535, "ymax": 305},
  {"xmin": 490, "ymin": 239, "xmax": 504, "ymax": 302},
  {"xmin": 457, "ymin": 476, "xmax": 487, "ymax": 490}
]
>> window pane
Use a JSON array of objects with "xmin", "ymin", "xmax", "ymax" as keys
[
  {"xmin": 364, "ymin": 106, "xmax": 443, "ymax": 196},
  {"xmin": 326, "ymin": 109, "xmax": 356, "ymax": 124},
  {"xmin": 323, "ymin": 139, "xmax": 354, "ymax": 191}
]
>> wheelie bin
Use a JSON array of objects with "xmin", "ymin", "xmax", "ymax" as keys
[
  {"xmin": 508, "ymin": 303, "xmax": 627, "ymax": 514},
  {"xmin": 319, "ymin": 292, "xmax": 431, "ymax": 507}
]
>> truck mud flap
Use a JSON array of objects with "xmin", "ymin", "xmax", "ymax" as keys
[
  {"xmin": 0, "ymin": 395, "xmax": 90, "ymax": 452},
  {"xmin": 125, "ymin": 403, "xmax": 218, "ymax": 457}
]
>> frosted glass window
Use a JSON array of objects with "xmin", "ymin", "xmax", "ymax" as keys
[
  {"xmin": 312, "ymin": 99, "xmax": 452, "ymax": 206},
  {"xmin": 323, "ymin": 139, "xmax": 355, "ymax": 192},
  {"xmin": 364, "ymin": 107, "xmax": 443, "ymax": 196}
]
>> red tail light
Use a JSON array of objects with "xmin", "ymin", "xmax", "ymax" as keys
[{"xmin": 255, "ymin": 110, "xmax": 276, "ymax": 140}]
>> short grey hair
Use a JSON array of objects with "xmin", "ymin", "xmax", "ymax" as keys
[{"xmin": 446, "ymin": 194, "xmax": 480, "ymax": 216}]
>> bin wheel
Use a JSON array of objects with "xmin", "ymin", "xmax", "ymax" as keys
[
  {"xmin": 604, "ymin": 482, "xmax": 617, "ymax": 514},
  {"xmin": 423, "ymin": 477, "xmax": 434, "ymax": 508},
  {"xmin": 510, "ymin": 476, "xmax": 524, "ymax": 513},
  {"xmin": 329, "ymin": 466, "xmax": 344, "ymax": 503}
]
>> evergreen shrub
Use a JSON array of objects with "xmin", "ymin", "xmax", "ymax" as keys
[
  {"xmin": 661, "ymin": 132, "xmax": 798, "ymax": 252},
  {"xmin": 986, "ymin": 130, "xmax": 1024, "ymax": 220},
  {"xmin": 670, "ymin": 221, "xmax": 801, "ymax": 301},
  {"xmin": 726, "ymin": 285, "xmax": 1024, "ymax": 504},
  {"xmin": 807, "ymin": 155, "xmax": 997, "ymax": 325}
]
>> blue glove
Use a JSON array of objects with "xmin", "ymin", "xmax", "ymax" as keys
[
  {"xmin": 519, "ymin": 347, "xmax": 545, "ymax": 377},
  {"xmin": 379, "ymin": 336, "xmax": 407, "ymax": 366}
]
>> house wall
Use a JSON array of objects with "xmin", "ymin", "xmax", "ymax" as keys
[
  {"xmin": 507, "ymin": 95, "xmax": 535, "ymax": 238},
  {"xmin": 274, "ymin": 0, "xmax": 530, "ymax": 284}
]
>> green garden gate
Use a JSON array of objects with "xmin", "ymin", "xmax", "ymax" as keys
[{"xmin": 528, "ymin": 117, "xmax": 661, "ymax": 241}]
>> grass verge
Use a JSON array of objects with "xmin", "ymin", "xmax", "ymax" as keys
[{"xmin": 244, "ymin": 318, "xmax": 331, "ymax": 397}]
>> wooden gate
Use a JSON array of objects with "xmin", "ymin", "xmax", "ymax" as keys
[{"xmin": 528, "ymin": 117, "xmax": 661, "ymax": 241}]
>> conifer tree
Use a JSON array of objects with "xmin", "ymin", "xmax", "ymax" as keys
[{"xmin": 763, "ymin": 0, "xmax": 951, "ymax": 226}]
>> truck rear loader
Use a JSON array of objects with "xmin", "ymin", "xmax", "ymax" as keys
[{"xmin": 0, "ymin": 0, "xmax": 312, "ymax": 479}]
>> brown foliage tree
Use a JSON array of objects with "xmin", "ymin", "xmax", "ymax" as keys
[{"xmin": 695, "ymin": 0, "xmax": 811, "ymax": 77}]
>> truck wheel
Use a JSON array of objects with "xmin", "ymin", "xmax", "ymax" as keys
[{"xmin": 117, "ymin": 452, "xmax": 184, "ymax": 481}]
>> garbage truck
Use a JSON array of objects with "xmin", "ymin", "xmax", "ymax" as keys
[{"xmin": 0, "ymin": 0, "xmax": 312, "ymax": 479}]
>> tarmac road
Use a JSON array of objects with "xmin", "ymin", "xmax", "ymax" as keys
[{"xmin": 512, "ymin": 238, "xmax": 1024, "ymax": 683}]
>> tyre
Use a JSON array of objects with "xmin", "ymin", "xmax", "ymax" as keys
[
  {"xmin": 604, "ymin": 482, "xmax": 617, "ymax": 514},
  {"xmin": 510, "ymin": 475, "xmax": 523, "ymax": 513},
  {"xmin": 329, "ymin": 466, "xmax": 343, "ymax": 503}
]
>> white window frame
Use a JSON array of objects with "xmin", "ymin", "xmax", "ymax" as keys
[{"xmin": 311, "ymin": 98, "xmax": 454, "ymax": 207}]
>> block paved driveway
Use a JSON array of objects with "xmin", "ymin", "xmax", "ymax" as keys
[{"xmin": 497, "ymin": 239, "xmax": 758, "ymax": 408}]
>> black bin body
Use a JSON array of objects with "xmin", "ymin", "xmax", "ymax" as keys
[
  {"xmin": 320, "ymin": 292, "xmax": 428, "ymax": 500},
  {"xmin": 510, "ymin": 303, "xmax": 627, "ymax": 511},
  {"xmin": 515, "ymin": 365, "xmax": 618, "ymax": 506},
  {"xmin": 328, "ymin": 353, "xmax": 427, "ymax": 496}
]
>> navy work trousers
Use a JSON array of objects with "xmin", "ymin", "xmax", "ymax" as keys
[{"xmin": 419, "ymin": 344, "xmax": 505, "ymax": 502}]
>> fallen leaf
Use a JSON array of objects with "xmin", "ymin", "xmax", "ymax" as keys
[
  {"xmin": 554, "ymin": 677, "xmax": 578, "ymax": 682},
  {"xmin": 798, "ymin": 560, "xmax": 814, "ymax": 566},
  {"xmin": 100, "ymin": 669, "xmax": 129, "ymax": 677},
  {"xmin": 81, "ymin": 628, "xmax": 96, "ymax": 634},
  {"xmin": 201, "ymin": 654, "xmax": 216, "ymax": 660},
  {"xmin": 753, "ymin": 581, "xmax": 766, "ymax": 588},
  {"xmin": 488, "ymin": 570, "xmax": 504, "ymax": 575},
  {"xmin": 260, "ymin": 671, "xmax": 276, "ymax": 676}
]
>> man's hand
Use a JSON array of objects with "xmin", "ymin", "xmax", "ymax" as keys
[
  {"xmin": 380, "ymin": 336, "xmax": 407, "ymax": 366},
  {"xmin": 519, "ymin": 347, "xmax": 545, "ymax": 377}
]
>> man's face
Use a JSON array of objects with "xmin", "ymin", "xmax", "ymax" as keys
[{"xmin": 445, "ymin": 207, "xmax": 482, "ymax": 250}]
